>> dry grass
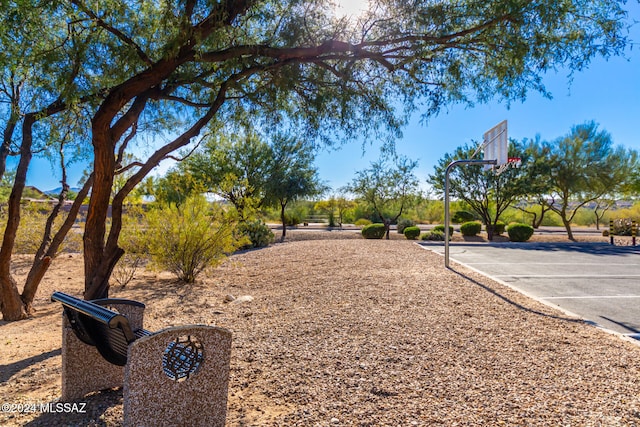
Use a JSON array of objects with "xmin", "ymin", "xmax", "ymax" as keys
[{"xmin": 1, "ymin": 230, "xmax": 639, "ymax": 426}]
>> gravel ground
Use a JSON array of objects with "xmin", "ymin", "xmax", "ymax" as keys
[{"xmin": 2, "ymin": 231, "xmax": 639, "ymax": 426}]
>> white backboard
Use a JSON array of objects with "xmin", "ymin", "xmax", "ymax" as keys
[{"xmin": 483, "ymin": 120, "xmax": 508, "ymax": 167}]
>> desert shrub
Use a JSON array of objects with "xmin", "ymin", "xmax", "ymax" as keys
[
  {"xmin": 112, "ymin": 253, "xmax": 144, "ymax": 287},
  {"xmin": 114, "ymin": 212, "xmax": 149, "ymax": 287},
  {"xmin": 5, "ymin": 203, "xmax": 82, "ymax": 254},
  {"xmin": 237, "ymin": 219, "xmax": 274, "ymax": 248},
  {"xmin": 284, "ymin": 211, "xmax": 303, "ymax": 226},
  {"xmin": 433, "ymin": 225, "xmax": 454, "ymax": 235},
  {"xmin": 486, "ymin": 221, "xmax": 506, "ymax": 235},
  {"xmin": 507, "ymin": 223, "xmax": 534, "ymax": 242},
  {"xmin": 403, "ymin": 226, "xmax": 421, "ymax": 240},
  {"xmin": 452, "ymin": 210, "xmax": 475, "ymax": 223},
  {"xmin": 328, "ymin": 212, "xmax": 337, "ymax": 227},
  {"xmin": 420, "ymin": 230, "xmax": 450, "ymax": 241},
  {"xmin": 460, "ymin": 221, "xmax": 482, "ymax": 236},
  {"xmin": 355, "ymin": 218, "xmax": 372, "ymax": 227},
  {"xmin": 540, "ymin": 211, "xmax": 563, "ymax": 226},
  {"xmin": 144, "ymin": 196, "xmax": 241, "ymax": 283},
  {"xmin": 397, "ymin": 218, "xmax": 416, "ymax": 234},
  {"xmin": 361, "ymin": 223, "xmax": 386, "ymax": 239}
]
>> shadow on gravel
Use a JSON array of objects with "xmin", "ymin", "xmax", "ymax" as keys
[
  {"xmin": 0, "ymin": 348, "xmax": 61, "ymax": 383},
  {"xmin": 452, "ymin": 269, "xmax": 586, "ymax": 324},
  {"xmin": 23, "ymin": 388, "xmax": 122, "ymax": 427}
]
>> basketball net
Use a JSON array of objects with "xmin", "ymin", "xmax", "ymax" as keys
[{"xmin": 494, "ymin": 157, "xmax": 522, "ymax": 175}]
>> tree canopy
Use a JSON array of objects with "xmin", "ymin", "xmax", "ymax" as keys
[
  {"xmin": 184, "ymin": 130, "xmax": 274, "ymax": 219},
  {"xmin": 346, "ymin": 155, "xmax": 419, "ymax": 239},
  {"xmin": 429, "ymin": 140, "xmax": 534, "ymax": 240},
  {"xmin": 534, "ymin": 121, "xmax": 639, "ymax": 240},
  {"xmin": 0, "ymin": 0, "xmax": 632, "ymax": 318}
]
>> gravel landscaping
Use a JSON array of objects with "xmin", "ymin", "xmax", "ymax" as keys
[{"xmin": 1, "ymin": 231, "xmax": 639, "ymax": 426}]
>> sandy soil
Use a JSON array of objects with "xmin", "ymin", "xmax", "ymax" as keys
[{"xmin": 1, "ymin": 230, "xmax": 639, "ymax": 426}]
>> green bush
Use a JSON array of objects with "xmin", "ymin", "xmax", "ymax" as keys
[
  {"xmin": 237, "ymin": 219, "xmax": 274, "ymax": 249},
  {"xmin": 507, "ymin": 223, "xmax": 534, "ymax": 242},
  {"xmin": 114, "ymin": 209, "xmax": 150, "ymax": 287},
  {"xmin": 361, "ymin": 223, "xmax": 386, "ymax": 239},
  {"xmin": 355, "ymin": 218, "xmax": 372, "ymax": 227},
  {"xmin": 5, "ymin": 203, "xmax": 82, "ymax": 254},
  {"xmin": 452, "ymin": 210, "xmax": 475, "ymax": 223},
  {"xmin": 328, "ymin": 212, "xmax": 337, "ymax": 227},
  {"xmin": 397, "ymin": 218, "xmax": 416, "ymax": 234},
  {"xmin": 403, "ymin": 226, "xmax": 421, "ymax": 240},
  {"xmin": 433, "ymin": 225, "xmax": 454, "ymax": 235},
  {"xmin": 420, "ymin": 230, "xmax": 450, "ymax": 241},
  {"xmin": 284, "ymin": 211, "xmax": 303, "ymax": 226},
  {"xmin": 144, "ymin": 196, "xmax": 242, "ymax": 283},
  {"xmin": 460, "ymin": 221, "xmax": 482, "ymax": 236},
  {"xmin": 486, "ymin": 221, "xmax": 506, "ymax": 235}
]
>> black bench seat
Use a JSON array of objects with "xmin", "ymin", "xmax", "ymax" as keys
[{"xmin": 51, "ymin": 291, "xmax": 150, "ymax": 366}]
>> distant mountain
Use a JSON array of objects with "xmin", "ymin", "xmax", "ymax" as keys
[
  {"xmin": 23, "ymin": 186, "xmax": 55, "ymax": 199},
  {"xmin": 44, "ymin": 186, "xmax": 82, "ymax": 196}
]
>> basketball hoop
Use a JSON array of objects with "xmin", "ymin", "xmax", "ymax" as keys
[
  {"xmin": 494, "ymin": 157, "xmax": 521, "ymax": 175},
  {"xmin": 480, "ymin": 120, "xmax": 508, "ymax": 171}
]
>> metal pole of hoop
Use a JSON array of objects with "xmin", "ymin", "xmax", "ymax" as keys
[{"xmin": 444, "ymin": 159, "xmax": 497, "ymax": 268}]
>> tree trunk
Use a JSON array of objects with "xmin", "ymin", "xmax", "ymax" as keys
[
  {"xmin": 384, "ymin": 219, "xmax": 391, "ymax": 240},
  {"xmin": 0, "ymin": 275, "xmax": 27, "ymax": 320},
  {"xmin": 280, "ymin": 202, "xmax": 287, "ymax": 243},
  {"xmin": 21, "ymin": 176, "xmax": 93, "ymax": 309},
  {"xmin": 83, "ymin": 112, "xmax": 117, "ymax": 298},
  {"xmin": 562, "ymin": 216, "xmax": 575, "ymax": 241},
  {"xmin": 0, "ymin": 115, "xmax": 35, "ymax": 320},
  {"xmin": 486, "ymin": 224, "xmax": 495, "ymax": 241},
  {"xmin": 84, "ymin": 246, "xmax": 125, "ymax": 300}
]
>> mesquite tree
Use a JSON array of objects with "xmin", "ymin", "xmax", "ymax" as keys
[
  {"xmin": 346, "ymin": 156, "xmax": 419, "ymax": 240},
  {"xmin": 0, "ymin": 2, "xmax": 101, "ymax": 320},
  {"xmin": 535, "ymin": 122, "xmax": 639, "ymax": 240},
  {"xmin": 429, "ymin": 141, "xmax": 535, "ymax": 240},
  {"xmin": 1, "ymin": 0, "xmax": 631, "ymax": 316}
]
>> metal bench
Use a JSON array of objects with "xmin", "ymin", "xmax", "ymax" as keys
[
  {"xmin": 52, "ymin": 292, "xmax": 151, "ymax": 366},
  {"xmin": 51, "ymin": 291, "xmax": 232, "ymax": 426}
]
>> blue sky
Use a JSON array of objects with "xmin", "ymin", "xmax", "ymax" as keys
[
  {"xmin": 316, "ymin": 2, "xmax": 640, "ymax": 192},
  {"xmin": 19, "ymin": 3, "xmax": 640, "ymax": 193}
]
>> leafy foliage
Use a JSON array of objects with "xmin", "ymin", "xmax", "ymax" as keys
[
  {"xmin": 361, "ymin": 223, "xmax": 386, "ymax": 239},
  {"xmin": 507, "ymin": 223, "xmax": 535, "ymax": 242},
  {"xmin": 530, "ymin": 122, "xmax": 639, "ymax": 240},
  {"xmin": 345, "ymin": 155, "xmax": 419, "ymax": 239},
  {"xmin": 396, "ymin": 218, "xmax": 416, "ymax": 234},
  {"xmin": 433, "ymin": 225, "xmax": 454, "ymax": 235},
  {"xmin": 486, "ymin": 221, "xmax": 506, "ymax": 236},
  {"xmin": 184, "ymin": 131, "xmax": 273, "ymax": 219},
  {"xmin": 460, "ymin": 221, "xmax": 482, "ymax": 236},
  {"xmin": 355, "ymin": 218, "xmax": 372, "ymax": 227},
  {"xmin": 452, "ymin": 211, "xmax": 476, "ymax": 224},
  {"xmin": 237, "ymin": 219, "xmax": 274, "ymax": 249},
  {"xmin": 403, "ymin": 226, "xmax": 421, "ymax": 240},
  {"xmin": 421, "ymin": 230, "xmax": 450, "ymax": 241},
  {"xmin": 429, "ymin": 140, "xmax": 534, "ymax": 240},
  {"xmin": 113, "ymin": 206, "xmax": 150, "ymax": 287},
  {"xmin": 144, "ymin": 196, "xmax": 241, "ymax": 283}
]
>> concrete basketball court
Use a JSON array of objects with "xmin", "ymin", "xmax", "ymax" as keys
[{"xmin": 420, "ymin": 241, "xmax": 640, "ymax": 340}]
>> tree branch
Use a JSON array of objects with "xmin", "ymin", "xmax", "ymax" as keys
[{"xmin": 70, "ymin": 0, "xmax": 154, "ymax": 66}]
